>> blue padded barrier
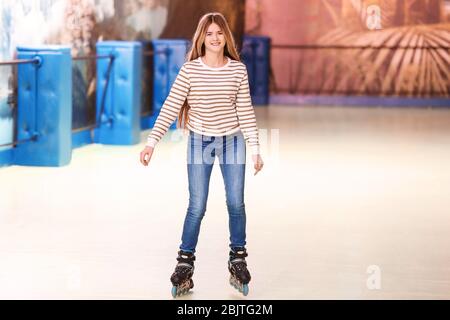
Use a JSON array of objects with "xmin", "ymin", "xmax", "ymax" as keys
[
  {"xmin": 14, "ymin": 46, "xmax": 72, "ymax": 167},
  {"xmin": 143, "ymin": 39, "xmax": 189, "ymax": 130},
  {"xmin": 241, "ymin": 35, "xmax": 271, "ymax": 105},
  {"xmin": 0, "ymin": 108, "xmax": 14, "ymax": 167},
  {"xmin": 0, "ymin": 149, "xmax": 13, "ymax": 167},
  {"xmin": 94, "ymin": 41, "xmax": 142, "ymax": 145},
  {"xmin": 72, "ymin": 129, "xmax": 92, "ymax": 149}
]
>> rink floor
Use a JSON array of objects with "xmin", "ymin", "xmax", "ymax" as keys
[{"xmin": 1, "ymin": 104, "xmax": 450, "ymax": 299}]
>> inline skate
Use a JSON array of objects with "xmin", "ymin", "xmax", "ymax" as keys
[
  {"xmin": 228, "ymin": 247, "xmax": 251, "ymax": 296},
  {"xmin": 170, "ymin": 250, "xmax": 195, "ymax": 298}
]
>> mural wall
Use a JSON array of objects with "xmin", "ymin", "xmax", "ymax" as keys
[
  {"xmin": 0, "ymin": 0, "xmax": 244, "ymax": 150},
  {"xmin": 246, "ymin": 0, "xmax": 450, "ymax": 96}
]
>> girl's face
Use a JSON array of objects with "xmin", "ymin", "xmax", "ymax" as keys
[{"xmin": 204, "ymin": 23, "xmax": 226, "ymax": 54}]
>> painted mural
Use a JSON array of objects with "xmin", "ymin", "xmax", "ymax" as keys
[{"xmin": 246, "ymin": 0, "xmax": 450, "ymax": 96}]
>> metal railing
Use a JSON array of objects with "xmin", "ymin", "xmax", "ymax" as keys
[
  {"xmin": 0, "ymin": 58, "xmax": 40, "ymax": 66},
  {"xmin": 72, "ymin": 54, "xmax": 112, "ymax": 61},
  {"xmin": 71, "ymin": 54, "xmax": 115, "ymax": 133},
  {"xmin": 71, "ymin": 50, "xmax": 168, "ymax": 133},
  {"xmin": 0, "ymin": 57, "xmax": 41, "ymax": 148},
  {"xmin": 1, "ymin": 48, "xmax": 175, "ymax": 147},
  {"xmin": 272, "ymin": 44, "xmax": 450, "ymax": 50},
  {"xmin": 0, "ymin": 135, "xmax": 38, "ymax": 148}
]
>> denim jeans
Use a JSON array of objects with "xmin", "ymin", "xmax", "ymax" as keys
[{"xmin": 180, "ymin": 130, "xmax": 247, "ymax": 253}]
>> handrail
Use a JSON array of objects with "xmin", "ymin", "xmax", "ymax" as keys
[
  {"xmin": 0, "ymin": 135, "xmax": 38, "ymax": 148},
  {"xmin": 0, "ymin": 58, "xmax": 40, "ymax": 66},
  {"xmin": 272, "ymin": 44, "xmax": 450, "ymax": 50},
  {"xmin": 72, "ymin": 54, "xmax": 113, "ymax": 61}
]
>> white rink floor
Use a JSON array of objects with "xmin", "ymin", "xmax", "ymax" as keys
[{"xmin": 1, "ymin": 105, "xmax": 450, "ymax": 300}]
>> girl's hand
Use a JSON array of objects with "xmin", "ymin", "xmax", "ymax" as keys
[
  {"xmin": 252, "ymin": 154, "xmax": 264, "ymax": 176},
  {"xmin": 140, "ymin": 146, "xmax": 154, "ymax": 166}
]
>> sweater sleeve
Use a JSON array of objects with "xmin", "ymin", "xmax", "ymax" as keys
[
  {"xmin": 235, "ymin": 67, "xmax": 260, "ymax": 155},
  {"xmin": 146, "ymin": 64, "xmax": 190, "ymax": 148}
]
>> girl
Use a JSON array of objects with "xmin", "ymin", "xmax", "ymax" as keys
[{"xmin": 139, "ymin": 12, "xmax": 264, "ymax": 297}]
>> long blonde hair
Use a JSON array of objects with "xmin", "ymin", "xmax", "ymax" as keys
[{"xmin": 177, "ymin": 12, "xmax": 241, "ymax": 130}]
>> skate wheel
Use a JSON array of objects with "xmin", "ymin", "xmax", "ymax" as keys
[
  {"xmin": 171, "ymin": 286, "xmax": 178, "ymax": 298},
  {"xmin": 242, "ymin": 284, "xmax": 249, "ymax": 296}
]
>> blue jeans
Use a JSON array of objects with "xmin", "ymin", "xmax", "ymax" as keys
[{"xmin": 180, "ymin": 130, "xmax": 247, "ymax": 253}]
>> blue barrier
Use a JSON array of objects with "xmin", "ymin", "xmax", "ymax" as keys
[
  {"xmin": 72, "ymin": 126, "xmax": 93, "ymax": 149},
  {"xmin": 94, "ymin": 41, "xmax": 142, "ymax": 145},
  {"xmin": 142, "ymin": 39, "xmax": 189, "ymax": 130},
  {"xmin": 241, "ymin": 35, "xmax": 271, "ymax": 105},
  {"xmin": 14, "ymin": 45, "xmax": 72, "ymax": 167},
  {"xmin": 0, "ymin": 149, "xmax": 13, "ymax": 167}
]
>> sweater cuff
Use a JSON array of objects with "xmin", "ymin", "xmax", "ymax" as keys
[
  {"xmin": 146, "ymin": 137, "xmax": 158, "ymax": 148},
  {"xmin": 250, "ymin": 144, "xmax": 260, "ymax": 155}
]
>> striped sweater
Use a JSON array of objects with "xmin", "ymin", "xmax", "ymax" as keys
[{"xmin": 146, "ymin": 56, "xmax": 260, "ymax": 155}]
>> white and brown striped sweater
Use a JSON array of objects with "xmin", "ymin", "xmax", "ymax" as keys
[{"xmin": 146, "ymin": 56, "xmax": 260, "ymax": 155}]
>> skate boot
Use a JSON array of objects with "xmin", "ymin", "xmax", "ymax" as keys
[
  {"xmin": 170, "ymin": 250, "xmax": 195, "ymax": 298},
  {"xmin": 228, "ymin": 247, "xmax": 251, "ymax": 296}
]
